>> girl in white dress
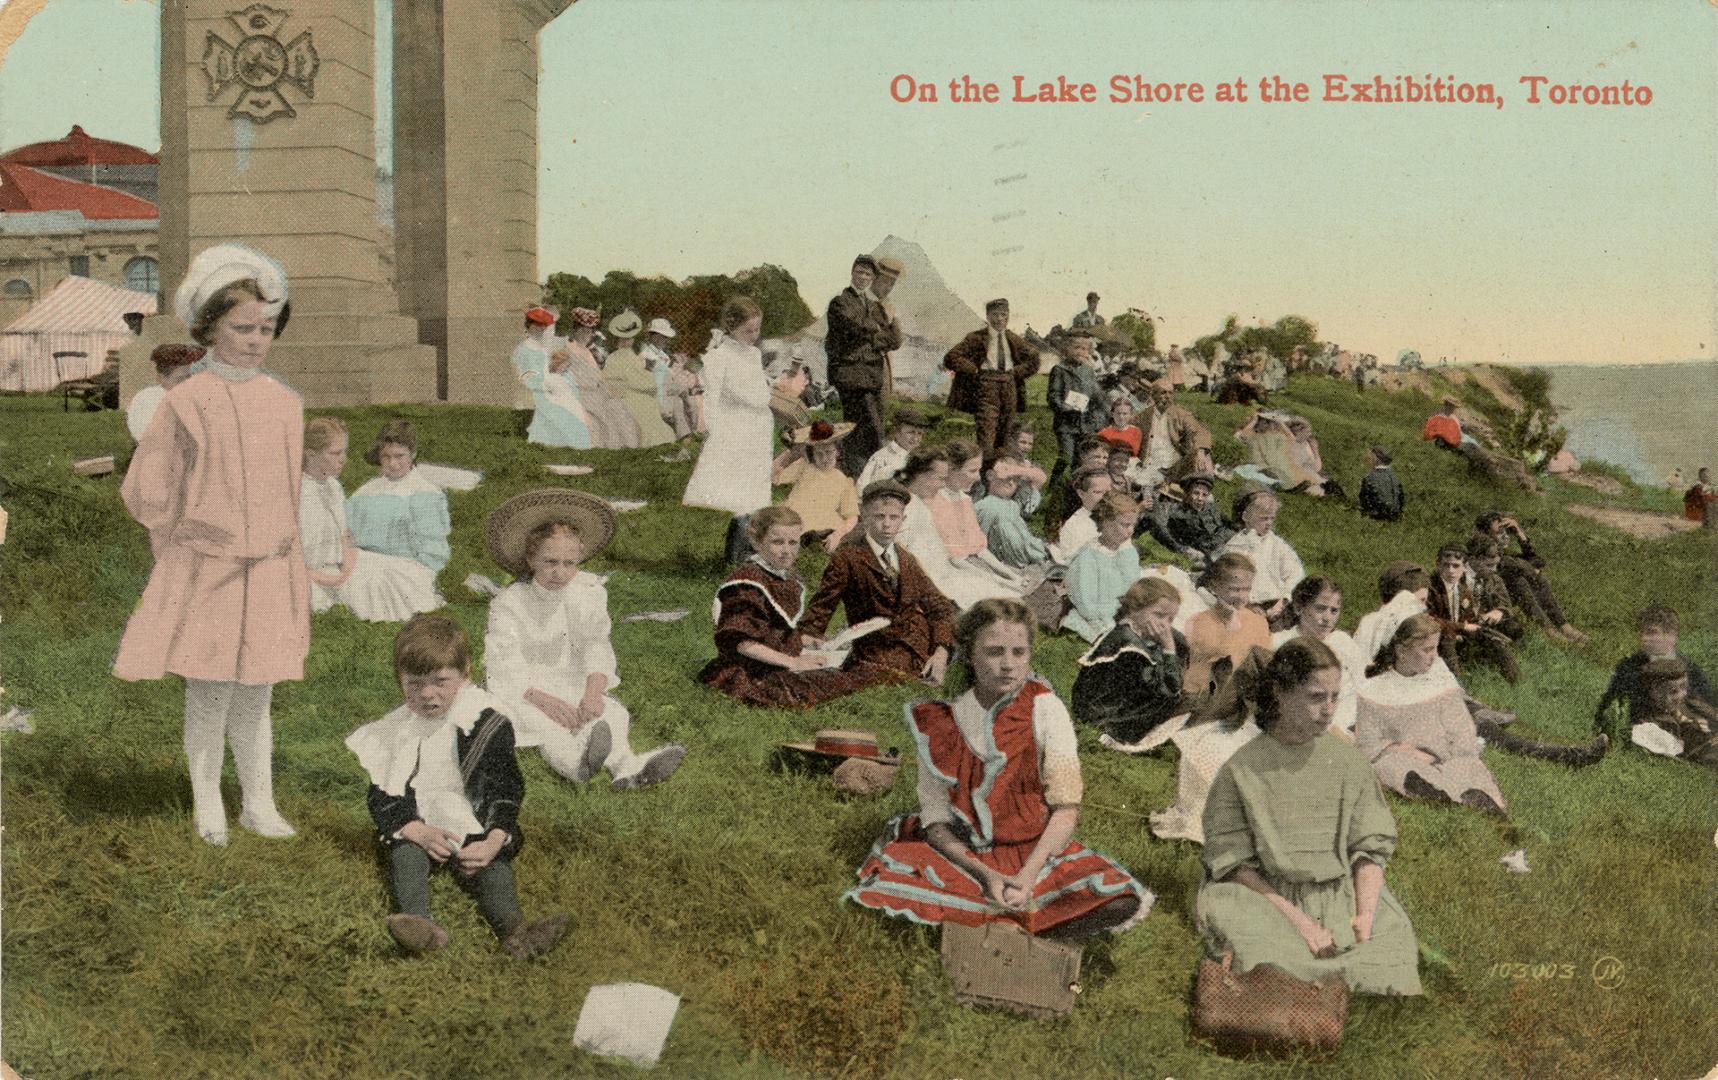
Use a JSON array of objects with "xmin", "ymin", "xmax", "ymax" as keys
[
  {"xmin": 683, "ymin": 297, "xmax": 774, "ymax": 562},
  {"xmin": 299, "ymin": 417, "xmax": 444, "ymax": 622},
  {"xmin": 483, "ymin": 490, "xmax": 686, "ymax": 791}
]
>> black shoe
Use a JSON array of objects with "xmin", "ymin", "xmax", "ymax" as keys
[
  {"xmin": 1459, "ymin": 789, "xmax": 1506, "ymax": 815},
  {"xmin": 1402, "ymin": 771, "xmax": 1446, "ymax": 802}
]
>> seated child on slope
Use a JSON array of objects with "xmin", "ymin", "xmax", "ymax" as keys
[
  {"xmin": 345, "ymin": 614, "xmax": 570, "ymax": 957},
  {"xmin": 483, "ymin": 490, "xmax": 686, "ymax": 791}
]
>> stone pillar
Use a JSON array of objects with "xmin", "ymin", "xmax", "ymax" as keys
[
  {"xmin": 393, "ymin": 0, "xmax": 573, "ymax": 405},
  {"xmin": 154, "ymin": 0, "xmax": 436, "ymax": 406}
]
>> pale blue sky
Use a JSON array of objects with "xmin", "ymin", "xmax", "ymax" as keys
[{"xmin": 2, "ymin": 0, "xmax": 1713, "ymax": 364}]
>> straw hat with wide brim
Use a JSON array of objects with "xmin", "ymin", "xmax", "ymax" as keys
[
  {"xmin": 485, "ymin": 488, "xmax": 617, "ymax": 577},
  {"xmin": 781, "ymin": 728, "xmax": 902, "ymax": 766},
  {"xmin": 789, "ymin": 420, "xmax": 856, "ymax": 446}
]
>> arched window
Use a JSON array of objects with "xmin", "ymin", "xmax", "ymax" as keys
[
  {"xmin": 3, "ymin": 279, "xmax": 32, "ymax": 300},
  {"xmin": 124, "ymin": 257, "xmax": 159, "ymax": 294}
]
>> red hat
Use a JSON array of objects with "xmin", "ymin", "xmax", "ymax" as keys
[{"xmin": 525, "ymin": 307, "xmax": 556, "ymax": 327}]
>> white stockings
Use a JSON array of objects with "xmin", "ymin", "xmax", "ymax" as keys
[{"xmin": 184, "ymin": 679, "xmax": 294, "ymax": 845}]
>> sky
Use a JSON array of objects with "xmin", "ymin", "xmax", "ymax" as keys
[{"xmin": 1, "ymin": 0, "xmax": 1714, "ymax": 365}]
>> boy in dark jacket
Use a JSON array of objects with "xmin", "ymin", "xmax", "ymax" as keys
[
  {"xmin": 1593, "ymin": 605, "xmax": 1714, "ymax": 735},
  {"xmin": 1357, "ymin": 443, "xmax": 1403, "ymax": 521},
  {"xmin": 346, "ymin": 615, "xmax": 572, "ymax": 957}
]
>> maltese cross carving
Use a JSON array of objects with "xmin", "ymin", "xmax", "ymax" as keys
[{"xmin": 200, "ymin": 4, "xmax": 319, "ymax": 123}]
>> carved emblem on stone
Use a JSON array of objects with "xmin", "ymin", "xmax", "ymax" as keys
[{"xmin": 201, "ymin": 4, "xmax": 319, "ymax": 123}]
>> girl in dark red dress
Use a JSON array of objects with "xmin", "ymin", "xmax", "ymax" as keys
[
  {"xmin": 845, "ymin": 599, "xmax": 1152, "ymax": 939},
  {"xmin": 700, "ymin": 506, "xmax": 872, "ymax": 708}
]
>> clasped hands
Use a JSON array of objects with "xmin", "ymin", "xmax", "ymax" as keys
[{"xmin": 401, "ymin": 821, "xmax": 506, "ymax": 876}]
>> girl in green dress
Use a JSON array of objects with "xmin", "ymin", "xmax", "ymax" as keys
[{"xmin": 1196, "ymin": 637, "xmax": 1423, "ymax": 996}]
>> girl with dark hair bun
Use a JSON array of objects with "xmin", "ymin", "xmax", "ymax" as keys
[
  {"xmin": 344, "ymin": 420, "xmax": 450, "ymax": 615},
  {"xmin": 846, "ymin": 599, "xmax": 1152, "ymax": 940},
  {"xmin": 1196, "ymin": 637, "xmax": 1424, "ymax": 998},
  {"xmin": 1272, "ymin": 576, "xmax": 1364, "ymax": 734}
]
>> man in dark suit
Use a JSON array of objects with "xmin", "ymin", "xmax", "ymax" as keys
[
  {"xmin": 801, "ymin": 481, "xmax": 954, "ymax": 684},
  {"xmin": 943, "ymin": 298, "xmax": 1041, "ymax": 456},
  {"xmin": 826, "ymin": 255, "xmax": 898, "ymax": 476}
]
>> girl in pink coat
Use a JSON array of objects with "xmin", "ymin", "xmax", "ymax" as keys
[{"xmin": 114, "ymin": 244, "xmax": 309, "ymax": 846}]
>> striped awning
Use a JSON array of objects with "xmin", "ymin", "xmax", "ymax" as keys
[{"xmin": 1, "ymin": 275, "xmax": 158, "ymax": 391}]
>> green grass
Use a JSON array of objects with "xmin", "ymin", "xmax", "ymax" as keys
[{"xmin": 2, "ymin": 375, "xmax": 1714, "ymax": 1079}]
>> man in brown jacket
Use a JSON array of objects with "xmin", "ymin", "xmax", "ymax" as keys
[
  {"xmin": 801, "ymin": 481, "xmax": 954, "ymax": 684},
  {"xmin": 1137, "ymin": 378, "xmax": 1213, "ymax": 485},
  {"xmin": 943, "ymin": 298, "xmax": 1040, "ymax": 455}
]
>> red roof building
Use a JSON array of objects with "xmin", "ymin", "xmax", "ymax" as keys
[
  {"xmin": 0, "ymin": 125, "xmax": 158, "ymax": 168},
  {"xmin": 0, "ymin": 162, "xmax": 159, "ymax": 220}
]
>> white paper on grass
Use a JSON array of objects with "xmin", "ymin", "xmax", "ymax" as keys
[
  {"xmin": 573, "ymin": 982, "xmax": 680, "ymax": 1067},
  {"xmin": 545, "ymin": 463, "xmax": 595, "ymax": 476}
]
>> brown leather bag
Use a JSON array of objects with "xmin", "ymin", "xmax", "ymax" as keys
[{"xmin": 1192, "ymin": 952, "xmax": 1348, "ymax": 1053}]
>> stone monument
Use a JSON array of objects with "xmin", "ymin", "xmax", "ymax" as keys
[
  {"xmin": 393, "ymin": 0, "xmax": 573, "ymax": 404},
  {"xmin": 136, "ymin": 0, "xmax": 573, "ymax": 406}
]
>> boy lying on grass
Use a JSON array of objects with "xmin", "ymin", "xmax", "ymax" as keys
[{"xmin": 346, "ymin": 614, "xmax": 569, "ymax": 958}]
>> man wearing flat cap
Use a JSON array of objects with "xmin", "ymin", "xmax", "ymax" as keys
[
  {"xmin": 943, "ymin": 298, "xmax": 1041, "ymax": 456},
  {"xmin": 826, "ymin": 254, "xmax": 899, "ymax": 475},
  {"xmin": 1071, "ymin": 291, "xmax": 1104, "ymax": 329}
]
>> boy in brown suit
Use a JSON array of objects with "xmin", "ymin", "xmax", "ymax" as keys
[
  {"xmin": 802, "ymin": 481, "xmax": 955, "ymax": 685},
  {"xmin": 943, "ymin": 299, "xmax": 1040, "ymax": 455}
]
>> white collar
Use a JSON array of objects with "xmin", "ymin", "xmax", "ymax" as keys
[
  {"xmin": 201, "ymin": 356, "xmax": 262, "ymax": 381},
  {"xmin": 1359, "ymin": 663, "xmax": 1462, "ymax": 707},
  {"xmin": 345, "ymin": 683, "xmax": 494, "ymax": 796},
  {"xmin": 866, "ymin": 533, "xmax": 896, "ymax": 565}
]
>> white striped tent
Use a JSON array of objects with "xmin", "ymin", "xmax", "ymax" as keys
[{"xmin": 0, "ymin": 276, "xmax": 156, "ymax": 391}]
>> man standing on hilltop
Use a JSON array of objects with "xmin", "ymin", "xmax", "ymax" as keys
[
  {"xmin": 1071, "ymin": 291, "xmax": 1104, "ymax": 329},
  {"xmin": 944, "ymin": 298, "xmax": 1041, "ymax": 456},
  {"xmin": 869, "ymin": 257, "xmax": 907, "ymax": 406},
  {"xmin": 826, "ymin": 255, "xmax": 896, "ymax": 475}
]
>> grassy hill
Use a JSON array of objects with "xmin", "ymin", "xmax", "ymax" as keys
[{"xmin": 1, "ymin": 369, "xmax": 1713, "ymax": 1078}]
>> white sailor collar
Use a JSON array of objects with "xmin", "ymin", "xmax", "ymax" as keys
[{"xmin": 344, "ymin": 683, "xmax": 495, "ymax": 797}]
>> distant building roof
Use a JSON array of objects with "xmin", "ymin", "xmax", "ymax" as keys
[
  {"xmin": 0, "ymin": 125, "xmax": 158, "ymax": 167},
  {"xmin": 0, "ymin": 163, "xmax": 159, "ymax": 220}
]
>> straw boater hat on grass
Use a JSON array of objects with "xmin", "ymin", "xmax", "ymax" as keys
[
  {"xmin": 485, "ymin": 488, "xmax": 617, "ymax": 577},
  {"xmin": 781, "ymin": 729, "xmax": 901, "ymax": 766},
  {"xmin": 789, "ymin": 419, "xmax": 856, "ymax": 446}
]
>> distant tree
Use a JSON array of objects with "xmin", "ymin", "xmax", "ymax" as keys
[
  {"xmin": 1397, "ymin": 349, "xmax": 1424, "ymax": 369},
  {"xmin": 1109, "ymin": 308, "xmax": 1157, "ymax": 355},
  {"xmin": 1495, "ymin": 366, "xmax": 1568, "ymax": 471},
  {"xmin": 538, "ymin": 265, "xmax": 814, "ymax": 351},
  {"xmin": 1189, "ymin": 313, "xmax": 1317, "ymax": 364}
]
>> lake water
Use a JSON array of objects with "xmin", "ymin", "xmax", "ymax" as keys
[{"xmin": 1542, "ymin": 361, "xmax": 1718, "ymax": 486}]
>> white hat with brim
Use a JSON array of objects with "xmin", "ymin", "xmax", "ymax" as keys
[
  {"xmin": 646, "ymin": 318, "xmax": 677, "ymax": 339},
  {"xmin": 174, "ymin": 243, "xmax": 289, "ymax": 327},
  {"xmin": 485, "ymin": 488, "xmax": 617, "ymax": 578},
  {"xmin": 607, "ymin": 311, "xmax": 644, "ymax": 339}
]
